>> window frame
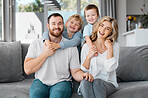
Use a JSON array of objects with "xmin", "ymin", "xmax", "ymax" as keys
[{"xmin": 2, "ymin": 0, "xmax": 15, "ymax": 42}]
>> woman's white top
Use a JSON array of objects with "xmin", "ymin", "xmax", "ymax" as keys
[{"xmin": 81, "ymin": 42, "xmax": 119, "ymax": 88}]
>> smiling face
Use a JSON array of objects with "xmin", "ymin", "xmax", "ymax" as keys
[
  {"xmin": 97, "ymin": 21, "xmax": 113, "ymax": 40},
  {"xmin": 85, "ymin": 9, "xmax": 99, "ymax": 25},
  {"xmin": 90, "ymin": 16, "xmax": 118, "ymax": 43},
  {"xmin": 47, "ymin": 16, "xmax": 64, "ymax": 37},
  {"xmin": 66, "ymin": 18, "xmax": 80, "ymax": 33}
]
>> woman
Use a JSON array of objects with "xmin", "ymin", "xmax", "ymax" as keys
[{"xmin": 79, "ymin": 16, "xmax": 119, "ymax": 98}]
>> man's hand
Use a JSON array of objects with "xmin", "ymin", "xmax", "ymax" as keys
[
  {"xmin": 82, "ymin": 73, "xmax": 94, "ymax": 82},
  {"xmin": 48, "ymin": 42, "xmax": 61, "ymax": 50},
  {"xmin": 43, "ymin": 42, "xmax": 55, "ymax": 57},
  {"xmin": 44, "ymin": 39, "xmax": 50, "ymax": 46},
  {"xmin": 44, "ymin": 39, "xmax": 60, "ymax": 50}
]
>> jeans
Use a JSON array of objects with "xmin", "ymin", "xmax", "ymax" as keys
[
  {"xmin": 80, "ymin": 79, "xmax": 116, "ymax": 98},
  {"xmin": 30, "ymin": 79, "xmax": 72, "ymax": 98}
]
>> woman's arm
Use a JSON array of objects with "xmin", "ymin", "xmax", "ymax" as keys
[
  {"xmin": 81, "ymin": 44, "xmax": 97, "ymax": 70},
  {"xmin": 104, "ymin": 41, "xmax": 119, "ymax": 72},
  {"xmin": 105, "ymin": 40, "xmax": 114, "ymax": 60}
]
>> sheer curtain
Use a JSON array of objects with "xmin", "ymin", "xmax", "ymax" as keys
[{"xmin": 99, "ymin": 0, "xmax": 116, "ymax": 18}]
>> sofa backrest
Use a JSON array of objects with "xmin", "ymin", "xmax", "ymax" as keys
[
  {"xmin": 21, "ymin": 43, "xmax": 35, "ymax": 79},
  {"xmin": 22, "ymin": 43, "xmax": 148, "ymax": 82},
  {"xmin": 117, "ymin": 45, "xmax": 148, "ymax": 82}
]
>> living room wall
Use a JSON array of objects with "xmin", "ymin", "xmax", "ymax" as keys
[{"xmin": 116, "ymin": 0, "xmax": 126, "ymax": 46}]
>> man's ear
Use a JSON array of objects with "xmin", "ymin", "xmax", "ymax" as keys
[{"xmin": 47, "ymin": 23, "xmax": 49, "ymax": 29}]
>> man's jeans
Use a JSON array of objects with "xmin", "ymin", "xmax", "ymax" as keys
[
  {"xmin": 80, "ymin": 79, "xmax": 116, "ymax": 98},
  {"xmin": 30, "ymin": 79, "xmax": 72, "ymax": 98}
]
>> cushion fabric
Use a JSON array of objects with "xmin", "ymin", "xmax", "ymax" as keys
[
  {"xmin": 117, "ymin": 45, "xmax": 148, "ymax": 82},
  {"xmin": 0, "ymin": 79, "xmax": 33, "ymax": 98},
  {"xmin": 21, "ymin": 43, "xmax": 34, "ymax": 79},
  {"xmin": 109, "ymin": 81, "xmax": 148, "ymax": 98},
  {"xmin": 0, "ymin": 41, "xmax": 24, "ymax": 82}
]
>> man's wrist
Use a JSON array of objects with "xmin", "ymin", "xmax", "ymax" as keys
[{"xmin": 57, "ymin": 43, "xmax": 61, "ymax": 49}]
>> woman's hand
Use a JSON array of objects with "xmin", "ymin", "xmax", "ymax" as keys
[
  {"xmin": 105, "ymin": 40, "xmax": 113, "ymax": 50},
  {"xmin": 82, "ymin": 73, "xmax": 94, "ymax": 82},
  {"xmin": 87, "ymin": 45, "xmax": 98, "ymax": 59},
  {"xmin": 105, "ymin": 40, "xmax": 113, "ymax": 59}
]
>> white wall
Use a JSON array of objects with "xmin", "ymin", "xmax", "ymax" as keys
[
  {"xmin": 116, "ymin": 0, "xmax": 148, "ymax": 46},
  {"xmin": 116, "ymin": 0, "xmax": 126, "ymax": 46},
  {"xmin": 127, "ymin": 0, "xmax": 148, "ymax": 15}
]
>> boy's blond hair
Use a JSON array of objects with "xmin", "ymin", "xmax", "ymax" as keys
[
  {"xmin": 84, "ymin": 4, "xmax": 99, "ymax": 17},
  {"xmin": 90, "ymin": 16, "xmax": 118, "ymax": 43},
  {"xmin": 66, "ymin": 14, "xmax": 83, "ymax": 31}
]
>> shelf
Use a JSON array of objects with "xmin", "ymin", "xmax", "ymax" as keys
[{"xmin": 122, "ymin": 29, "xmax": 148, "ymax": 46}]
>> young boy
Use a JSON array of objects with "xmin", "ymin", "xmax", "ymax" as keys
[
  {"xmin": 42, "ymin": 14, "xmax": 83, "ymax": 53},
  {"xmin": 83, "ymin": 4, "xmax": 100, "ymax": 48}
]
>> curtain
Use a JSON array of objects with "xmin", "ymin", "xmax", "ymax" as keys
[{"xmin": 99, "ymin": 0, "xmax": 116, "ymax": 18}]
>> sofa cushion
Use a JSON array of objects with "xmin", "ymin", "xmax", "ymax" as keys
[
  {"xmin": 109, "ymin": 81, "xmax": 148, "ymax": 98},
  {"xmin": 117, "ymin": 45, "xmax": 148, "ymax": 82},
  {"xmin": 0, "ymin": 79, "xmax": 33, "ymax": 98},
  {"xmin": 0, "ymin": 41, "xmax": 24, "ymax": 82},
  {"xmin": 21, "ymin": 43, "xmax": 35, "ymax": 79}
]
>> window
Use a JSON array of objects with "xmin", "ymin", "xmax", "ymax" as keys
[
  {"xmin": 0, "ymin": 0, "xmax": 2, "ymax": 40},
  {"xmin": 15, "ymin": 0, "xmax": 43, "ymax": 43},
  {"xmin": 48, "ymin": 0, "xmax": 77, "ymax": 25}
]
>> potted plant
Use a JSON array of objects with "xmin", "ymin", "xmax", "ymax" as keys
[
  {"xmin": 140, "ymin": 3, "xmax": 148, "ymax": 28},
  {"xmin": 126, "ymin": 16, "xmax": 136, "ymax": 31}
]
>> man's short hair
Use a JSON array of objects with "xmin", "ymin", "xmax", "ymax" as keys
[{"xmin": 47, "ymin": 13, "xmax": 64, "ymax": 24}]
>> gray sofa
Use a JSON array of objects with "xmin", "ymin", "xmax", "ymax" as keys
[{"xmin": 0, "ymin": 41, "xmax": 148, "ymax": 98}]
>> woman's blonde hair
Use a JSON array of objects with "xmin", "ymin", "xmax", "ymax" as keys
[
  {"xmin": 90, "ymin": 16, "xmax": 118, "ymax": 43},
  {"xmin": 66, "ymin": 14, "xmax": 83, "ymax": 31}
]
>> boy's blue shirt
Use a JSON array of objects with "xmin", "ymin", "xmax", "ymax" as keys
[
  {"xmin": 82, "ymin": 23, "xmax": 93, "ymax": 40},
  {"xmin": 82, "ymin": 18, "xmax": 100, "ymax": 40},
  {"xmin": 42, "ymin": 31, "xmax": 82, "ymax": 50}
]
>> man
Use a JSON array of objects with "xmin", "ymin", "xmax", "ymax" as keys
[{"xmin": 24, "ymin": 13, "xmax": 93, "ymax": 98}]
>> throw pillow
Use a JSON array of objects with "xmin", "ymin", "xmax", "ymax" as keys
[
  {"xmin": 0, "ymin": 41, "xmax": 24, "ymax": 82},
  {"xmin": 117, "ymin": 45, "xmax": 148, "ymax": 82}
]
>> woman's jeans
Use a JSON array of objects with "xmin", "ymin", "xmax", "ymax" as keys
[
  {"xmin": 30, "ymin": 79, "xmax": 72, "ymax": 98},
  {"xmin": 80, "ymin": 79, "xmax": 116, "ymax": 98}
]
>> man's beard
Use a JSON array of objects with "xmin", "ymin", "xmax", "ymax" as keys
[{"xmin": 49, "ymin": 27, "xmax": 63, "ymax": 37}]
